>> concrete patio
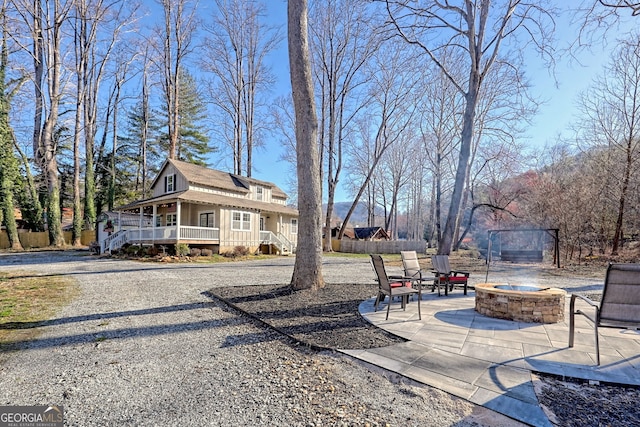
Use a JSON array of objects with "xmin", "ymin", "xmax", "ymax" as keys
[{"xmin": 342, "ymin": 290, "xmax": 640, "ymax": 427}]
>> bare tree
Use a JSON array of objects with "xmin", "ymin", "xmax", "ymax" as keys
[
  {"xmin": 339, "ymin": 41, "xmax": 419, "ymax": 239},
  {"xmin": 288, "ymin": 0, "xmax": 324, "ymax": 291},
  {"xmin": 417, "ymin": 52, "xmax": 464, "ymax": 244},
  {"xmin": 70, "ymin": 0, "xmax": 137, "ymax": 245},
  {"xmin": 155, "ymin": 0, "xmax": 198, "ymax": 160},
  {"xmin": 15, "ymin": 0, "xmax": 74, "ymax": 246},
  {"xmin": 203, "ymin": 0, "xmax": 280, "ymax": 176},
  {"xmin": 577, "ymin": 0, "xmax": 639, "ymax": 41},
  {"xmin": 574, "ymin": 35, "xmax": 640, "ymax": 254},
  {"xmin": 309, "ymin": 0, "xmax": 379, "ymax": 251},
  {"xmin": 385, "ymin": 0, "xmax": 556, "ymax": 254}
]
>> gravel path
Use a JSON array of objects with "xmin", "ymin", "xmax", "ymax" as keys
[{"xmin": 0, "ymin": 251, "xmax": 520, "ymax": 426}]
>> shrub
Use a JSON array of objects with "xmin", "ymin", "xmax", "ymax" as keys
[
  {"xmin": 190, "ymin": 248, "xmax": 202, "ymax": 257},
  {"xmin": 147, "ymin": 246, "xmax": 160, "ymax": 257},
  {"xmin": 175, "ymin": 243, "xmax": 190, "ymax": 257},
  {"xmin": 126, "ymin": 245, "xmax": 141, "ymax": 256},
  {"xmin": 201, "ymin": 248, "xmax": 213, "ymax": 257},
  {"xmin": 234, "ymin": 246, "xmax": 249, "ymax": 256},
  {"xmin": 221, "ymin": 245, "xmax": 251, "ymax": 258}
]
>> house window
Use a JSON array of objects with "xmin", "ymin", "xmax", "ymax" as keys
[
  {"xmin": 256, "ymin": 186, "xmax": 264, "ymax": 201},
  {"xmin": 156, "ymin": 215, "xmax": 162, "ymax": 227},
  {"xmin": 232, "ymin": 211, "xmax": 251, "ymax": 231},
  {"xmin": 166, "ymin": 213, "xmax": 177, "ymax": 226},
  {"xmin": 165, "ymin": 173, "xmax": 176, "ymax": 193},
  {"xmin": 291, "ymin": 218, "xmax": 298, "ymax": 234},
  {"xmin": 200, "ymin": 212, "xmax": 215, "ymax": 228}
]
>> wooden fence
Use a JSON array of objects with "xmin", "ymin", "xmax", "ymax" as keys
[
  {"xmin": 336, "ymin": 239, "xmax": 426, "ymax": 254},
  {"xmin": 0, "ymin": 230, "xmax": 94, "ymax": 249}
]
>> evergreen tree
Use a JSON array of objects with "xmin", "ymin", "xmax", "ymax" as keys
[
  {"xmin": 160, "ymin": 70, "xmax": 214, "ymax": 166},
  {"xmin": 0, "ymin": 9, "xmax": 22, "ymax": 250},
  {"xmin": 95, "ymin": 100, "xmax": 164, "ymax": 209}
]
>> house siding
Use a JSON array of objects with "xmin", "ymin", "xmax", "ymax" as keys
[
  {"xmin": 111, "ymin": 159, "xmax": 297, "ymax": 255},
  {"xmin": 189, "ymin": 184, "xmax": 247, "ymax": 198},
  {"xmin": 153, "ymin": 164, "xmax": 188, "ymax": 198},
  {"xmin": 218, "ymin": 208, "xmax": 261, "ymax": 252}
]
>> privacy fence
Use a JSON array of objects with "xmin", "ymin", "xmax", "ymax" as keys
[
  {"xmin": 0, "ymin": 230, "xmax": 95, "ymax": 249},
  {"xmin": 335, "ymin": 239, "xmax": 426, "ymax": 254}
]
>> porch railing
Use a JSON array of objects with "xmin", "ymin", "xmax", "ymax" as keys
[
  {"xmin": 105, "ymin": 226, "xmax": 220, "ymax": 253},
  {"xmin": 260, "ymin": 231, "xmax": 295, "ymax": 254},
  {"xmin": 180, "ymin": 226, "xmax": 220, "ymax": 240}
]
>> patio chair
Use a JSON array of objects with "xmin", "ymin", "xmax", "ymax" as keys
[
  {"xmin": 370, "ymin": 254, "xmax": 421, "ymax": 320},
  {"xmin": 431, "ymin": 255, "xmax": 470, "ymax": 296},
  {"xmin": 569, "ymin": 263, "xmax": 640, "ymax": 365},
  {"xmin": 400, "ymin": 250, "xmax": 430, "ymax": 296}
]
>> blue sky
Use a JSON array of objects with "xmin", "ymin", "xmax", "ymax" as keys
[{"xmin": 225, "ymin": 2, "xmax": 636, "ymax": 202}]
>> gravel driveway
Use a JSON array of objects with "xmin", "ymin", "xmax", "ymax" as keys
[{"xmin": 0, "ymin": 251, "xmax": 528, "ymax": 426}]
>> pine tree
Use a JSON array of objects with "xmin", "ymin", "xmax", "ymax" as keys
[{"xmin": 160, "ymin": 70, "xmax": 214, "ymax": 166}]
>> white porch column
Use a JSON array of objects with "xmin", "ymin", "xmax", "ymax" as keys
[
  {"xmin": 176, "ymin": 200, "xmax": 181, "ymax": 240},
  {"xmin": 152, "ymin": 204, "xmax": 157, "ymax": 243},
  {"xmin": 139, "ymin": 207, "xmax": 143, "ymax": 244}
]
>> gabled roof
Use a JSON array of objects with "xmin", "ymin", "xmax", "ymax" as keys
[
  {"xmin": 153, "ymin": 158, "xmax": 288, "ymax": 198},
  {"xmin": 353, "ymin": 227, "xmax": 390, "ymax": 240}
]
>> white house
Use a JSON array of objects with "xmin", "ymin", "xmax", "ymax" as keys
[{"xmin": 99, "ymin": 158, "xmax": 298, "ymax": 255}]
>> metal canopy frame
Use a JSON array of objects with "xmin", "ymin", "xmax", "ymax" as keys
[{"xmin": 485, "ymin": 228, "xmax": 560, "ymax": 282}]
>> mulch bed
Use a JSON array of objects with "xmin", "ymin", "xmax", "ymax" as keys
[
  {"xmin": 210, "ymin": 281, "xmax": 640, "ymax": 427},
  {"xmin": 208, "ymin": 282, "xmax": 404, "ymax": 350}
]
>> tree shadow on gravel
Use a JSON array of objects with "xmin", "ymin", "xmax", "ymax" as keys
[{"xmin": 205, "ymin": 283, "xmax": 406, "ymax": 351}]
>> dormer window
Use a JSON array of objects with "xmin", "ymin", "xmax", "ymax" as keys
[
  {"xmin": 256, "ymin": 186, "xmax": 264, "ymax": 201},
  {"xmin": 165, "ymin": 173, "xmax": 176, "ymax": 193}
]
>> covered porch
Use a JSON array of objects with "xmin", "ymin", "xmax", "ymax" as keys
[{"xmin": 100, "ymin": 191, "xmax": 296, "ymax": 254}]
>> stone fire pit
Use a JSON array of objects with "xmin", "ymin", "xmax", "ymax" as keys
[{"xmin": 475, "ymin": 283, "xmax": 566, "ymax": 323}]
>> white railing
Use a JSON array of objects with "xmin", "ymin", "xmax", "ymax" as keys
[
  {"xmin": 180, "ymin": 226, "xmax": 220, "ymax": 240},
  {"xmin": 277, "ymin": 232, "xmax": 295, "ymax": 253},
  {"xmin": 107, "ymin": 230, "xmax": 130, "ymax": 253},
  {"xmin": 103, "ymin": 226, "xmax": 220, "ymax": 253},
  {"xmin": 260, "ymin": 231, "xmax": 294, "ymax": 254}
]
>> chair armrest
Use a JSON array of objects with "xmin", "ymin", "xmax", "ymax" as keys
[
  {"xmin": 570, "ymin": 293, "xmax": 600, "ymax": 325},
  {"xmin": 451, "ymin": 270, "xmax": 470, "ymax": 277},
  {"xmin": 405, "ymin": 270, "xmax": 423, "ymax": 280},
  {"xmin": 570, "ymin": 293, "xmax": 600, "ymax": 309}
]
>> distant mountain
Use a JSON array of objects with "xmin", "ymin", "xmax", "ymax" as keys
[{"xmin": 323, "ymin": 201, "xmax": 373, "ymax": 227}]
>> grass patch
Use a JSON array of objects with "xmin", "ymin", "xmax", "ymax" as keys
[{"xmin": 0, "ymin": 271, "xmax": 79, "ymax": 348}]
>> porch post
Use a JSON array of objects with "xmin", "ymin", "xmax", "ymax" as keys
[
  {"xmin": 176, "ymin": 200, "xmax": 181, "ymax": 241},
  {"xmin": 152, "ymin": 204, "xmax": 157, "ymax": 244},
  {"xmin": 139, "ymin": 207, "xmax": 143, "ymax": 244}
]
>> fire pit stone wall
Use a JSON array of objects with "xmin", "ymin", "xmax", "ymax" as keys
[{"xmin": 475, "ymin": 283, "xmax": 566, "ymax": 323}]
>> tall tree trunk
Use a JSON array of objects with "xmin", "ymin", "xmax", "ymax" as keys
[
  {"xmin": 32, "ymin": 0, "xmax": 44, "ymax": 166},
  {"xmin": 611, "ymin": 147, "xmax": 632, "ymax": 255},
  {"xmin": 71, "ymin": 6, "xmax": 85, "ymax": 246},
  {"xmin": 42, "ymin": 0, "xmax": 67, "ymax": 247},
  {"xmin": 288, "ymin": 0, "xmax": 324, "ymax": 291},
  {"xmin": 439, "ymin": 77, "xmax": 478, "ymax": 255}
]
